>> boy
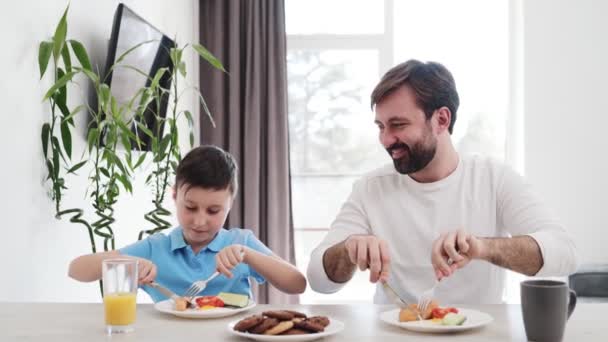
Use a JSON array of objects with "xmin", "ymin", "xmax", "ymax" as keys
[{"xmin": 69, "ymin": 145, "xmax": 306, "ymax": 302}]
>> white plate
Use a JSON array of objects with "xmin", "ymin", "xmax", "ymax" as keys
[
  {"xmin": 227, "ymin": 318, "xmax": 345, "ymax": 341},
  {"xmin": 380, "ymin": 308, "xmax": 493, "ymax": 333},
  {"xmin": 154, "ymin": 298, "xmax": 256, "ymax": 318}
]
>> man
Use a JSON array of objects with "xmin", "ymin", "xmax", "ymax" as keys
[{"xmin": 307, "ymin": 60, "xmax": 578, "ymax": 304}]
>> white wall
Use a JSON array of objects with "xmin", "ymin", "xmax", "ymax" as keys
[
  {"xmin": 523, "ymin": 0, "xmax": 608, "ymax": 265},
  {"xmin": 0, "ymin": 0, "xmax": 200, "ymax": 302}
]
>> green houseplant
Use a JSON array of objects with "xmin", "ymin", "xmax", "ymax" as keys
[
  {"xmin": 137, "ymin": 42, "xmax": 225, "ymax": 240},
  {"xmin": 39, "ymin": 5, "xmax": 95, "ymax": 254},
  {"xmin": 41, "ymin": 6, "xmax": 152, "ymax": 255},
  {"xmin": 40, "ymin": 5, "xmax": 225, "ymax": 264}
]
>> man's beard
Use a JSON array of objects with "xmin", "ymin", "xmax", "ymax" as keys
[{"xmin": 386, "ymin": 135, "xmax": 437, "ymax": 175}]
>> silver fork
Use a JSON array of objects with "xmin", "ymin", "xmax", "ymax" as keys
[
  {"xmin": 418, "ymin": 257, "xmax": 454, "ymax": 314},
  {"xmin": 183, "ymin": 271, "xmax": 220, "ymax": 301},
  {"xmin": 417, "ymin": 279, "xmax": 441, "ymax": 315},
  {"xmin": 183, "ymin": 250, "xmax": 245, "ymax": 300}
]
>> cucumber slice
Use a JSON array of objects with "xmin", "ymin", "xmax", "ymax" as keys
[
  {"xmin": 441, "ymin": 313, "xmax": 466, "ymax": 326},
  {"xmin": 217, "ymin": 292, "xmax": 249, "ymax": 308}
]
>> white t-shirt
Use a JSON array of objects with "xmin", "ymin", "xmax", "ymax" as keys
[{"xmin": 307, "ymin": 155, "xmax": 578, "ymax": 304}]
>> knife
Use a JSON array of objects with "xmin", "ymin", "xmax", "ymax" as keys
[
  {"xmin": 382, "ymin": 282, "xmax": 423, "ymax": 320},
  {"xmin": 149, "ymin": 282, "xmax": 196, "ymax": 308}
]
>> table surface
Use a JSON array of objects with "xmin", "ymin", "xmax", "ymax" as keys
[{"xmin": 0, "ymin": 302, "xmax": 604, "ymax": 341}]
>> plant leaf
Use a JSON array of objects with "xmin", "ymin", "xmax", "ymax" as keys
[
  {"xmin": 76, "ymin": 67, "xmax": 99, "ymax": 83},
  {"xmin": 159, "ymin": 135, "xmax": 171, "ymax": 156},
  {"xmin": 51, "ymin": 136, "xmax": 67, "ymax": 164},
  {"xmin": 107, "ymin": 150, "xmax": 128, "ymax": 175},
  {"xmin": 63, "ymin": 104, "xmax": 85, "ymax": 125},
  {"xmin": 42, "ymin": 71, "xmax": 76, "ymax": 101},
  {"xmin": 178, "ymin": 61, "xmax": 186, "ymax": 77},
  {"xmin": 54, "ymin": 68, "xmax": 70, "ymax": 117},
  {"xmin": 69, "ymin": 40, "xmax": 92, "ymax": 71},
  {"xmin": 195, "ymin": 89, "xmax": 216, "ymax": 128},
  {"xmin": 67, "ymin": 160, "xmax": 87, "ymax": 174},
  {"xmin": 99, "ymin": 83, "xmax": 111, "ymax": 111},
  {"xmin": 45, "ymin": 159, "xmax": 54, "ymax": 180},
  {"xmin": 184, "ymin": 110, "xmax": 195, "ymax": 146},
  {"xmin": 38, "ymin": 41, "xmax": 53, "ymax": 79},
  {"xmin": 120, "ymin": 131, "xmax": 132, "ymax": 151},
  {"xmin": 60, "ymin": 44, "xmax": 72, "ymax": 73},
  {"xmin": 60, "ymin": 120, "xmax": 72, "ymax": 159},
  {"xmin": 133, "ymin": 153, "xmax": 146, "ymax": 169},
  {"xmin": 87, "ymin": 128, "xmax": 99, "ymax": 153},
  {"xmin": 116, "ymin": 174, "xmax": 132, "ymax": 193},
  {"xmin": 41, "ymin": 123, "xmax": 51, "ymax": 159},
  {"xmin": 52, "ymin": 145, "xmax": 60, "ymax": 179},
  {"xmin": 192, "ymin": 43, "xmax": 226, "ymax": 72},
  {"xmin": 99, "ymin": 167, "xmax": 110, "ymax": 178},
  {"xmin": 136, "ymin": 121, "xmax": 154, "ymax": 139},
  {"xmin": 150, "ymin": 67, "xmax": 167, "ymax": 89},
  {"xmin": 52, "ymin": 5, "xmax": 69, "ymax": 60}
]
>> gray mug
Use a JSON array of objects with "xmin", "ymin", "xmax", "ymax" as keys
[{"xmin": 521, "ymin": 280, "xmax": 577, "ymax": 342}]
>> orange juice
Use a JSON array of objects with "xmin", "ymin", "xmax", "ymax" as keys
[{"xmin": 104, "ymin": 292, "xmax": 136, "ymax": 325}]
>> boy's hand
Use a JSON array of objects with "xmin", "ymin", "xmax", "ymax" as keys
[
  {"xmin": 216, "ymin": 244, "xmax": 247, "ymax": 278},
  {"xmin": 136, "ymin": 258, "xmax": 157, "ymax": 285}
]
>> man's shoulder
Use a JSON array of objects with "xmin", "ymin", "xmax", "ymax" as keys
[
  {"xmin": 359, "ymin": 163, "xmax": 400, "ymax": 182},
  {"xmin": 461, "ymin": 154, "xmax": 511, "ymax": 175},
  {"xmin": 349, "ymin": 164, "xmax": 402, "ymax": 194}
]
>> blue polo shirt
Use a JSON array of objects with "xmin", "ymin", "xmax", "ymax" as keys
[{"xmin": 119, "ymin": 227, "xmax": 273, "ymax": 302}]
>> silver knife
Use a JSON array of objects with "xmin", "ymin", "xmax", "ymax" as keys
[
  {"xmin": 149, "ymin": 282, "xmax": 195, "ymax": 308},
  {"xmin": 382, "ymin": 282, "xmax": 423, "ymax": 320}
]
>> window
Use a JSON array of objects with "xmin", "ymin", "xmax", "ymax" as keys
[{"xmin": 286, "ymin": 0, "xmax": 518, "ymax": 304}]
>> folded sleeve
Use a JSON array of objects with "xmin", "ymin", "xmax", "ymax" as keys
[
  {"xmin": 243, "ymin": 229, "xmax": 273, "ymax": 284},
  {"xmin": 497, "ymin": 165, "xmax": 579, "ymax": 276},
  {"xmin": 119, "ymin": 237, "xmax": 152, "ymax": 260},
  {"xmin": 307, "ymin": 179, "xmax": 372, "ymax": 293}
]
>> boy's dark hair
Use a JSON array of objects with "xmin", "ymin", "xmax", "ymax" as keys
[
  {"xmin": 175, "ymin": 145, "xmax": 238, "ymax": 195},
  {"xmin": 370, "ymin": 59, "xmax": 460, "ymax": 134}
]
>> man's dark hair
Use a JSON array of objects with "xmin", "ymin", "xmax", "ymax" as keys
[
  {"xmin": 370, "ymin": 59, "xmax": 460, "ymax": 134},
  {"xmin": 175, "ymin": 145, "xmax": 238, "ymax": 195}
]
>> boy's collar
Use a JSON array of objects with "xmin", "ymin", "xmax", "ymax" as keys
[{"xmin": 170, "ymin": 227, "xmax": 226, "ymax": 252}]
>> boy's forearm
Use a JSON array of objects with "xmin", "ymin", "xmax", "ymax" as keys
[
  {"xmin": 244, "ymin": 248, "xmax": 306, "ymax": 294},
  {"xmin": 68, "ymin": 250, "xmax": 121, "ymax": 282}
]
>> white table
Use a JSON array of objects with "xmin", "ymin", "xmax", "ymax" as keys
[{"xmin": 0, "ymin": 303, "xmax": 604, "ymax": 341}]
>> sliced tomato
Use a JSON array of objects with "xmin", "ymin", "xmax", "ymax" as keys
[
  {"xmin": 195, "ymin": 296, "xmax": 225, "ymax": 308},
  {"xmin": 431, "ymin": 307, "xmax": 449, "ymax": 319},
  {"xmin": 447, "ymin": 307, "xmax": 459, "ymax": 314}
]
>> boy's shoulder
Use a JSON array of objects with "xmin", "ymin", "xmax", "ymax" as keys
[
  {"xmin": 220, "ymin": 227, "xmax": 257, "ymax": 241},
  {"xmin": 141, "ymin": 227, "xmax": 178, "ymax": 249}
]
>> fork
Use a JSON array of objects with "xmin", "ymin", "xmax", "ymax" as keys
[
  {"xmin": 417, "ymin": 279, "xmax": 441, "ymax": 315},
  {"xmin": 183, "ymin": 271, "xmax": 221, "ymax": 301},
  {"xmin": 183, "ymin": 250, "xmax": 245, "ymax": 300},
  {"xmin": 418, "ymin": 257, "xmax": 454, "ymax": 314}
]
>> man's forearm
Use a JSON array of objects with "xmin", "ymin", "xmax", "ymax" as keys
[
  {"xmin": 322, "ymin": 240, "xmax": 356, "ymax": 283},
  {"xmin": 480, "ymin": 236, "xmax": 543, "ymax": 276}
]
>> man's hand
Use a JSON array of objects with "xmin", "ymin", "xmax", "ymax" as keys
[
  {"xmin": 431, "ymin": 229, "xmax": 485, "ymax": 280},
  {"xmin": 343, "ymin": 235, "xmax": 391, "ymax": 283}
]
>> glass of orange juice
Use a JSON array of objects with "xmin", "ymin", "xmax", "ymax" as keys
[{"xmin": 102, "ymin": 258, "xmax": 138, "ymax": 334}]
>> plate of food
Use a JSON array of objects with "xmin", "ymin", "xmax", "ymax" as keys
[
  {"xmin": 380, "ymin": 301, "xmax": 493, "ymax": 333},
  {"xmin": 228, "ymin": 310, "xmax": 344, "ymax": 341},
  {"xmin": 154, "ymin": 292, "xmax": 256, "ymax": 319}
]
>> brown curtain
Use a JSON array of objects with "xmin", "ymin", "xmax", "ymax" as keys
[{"xmin": 198, "ymin": 0, "xmax": 297, "ymax": 304}]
